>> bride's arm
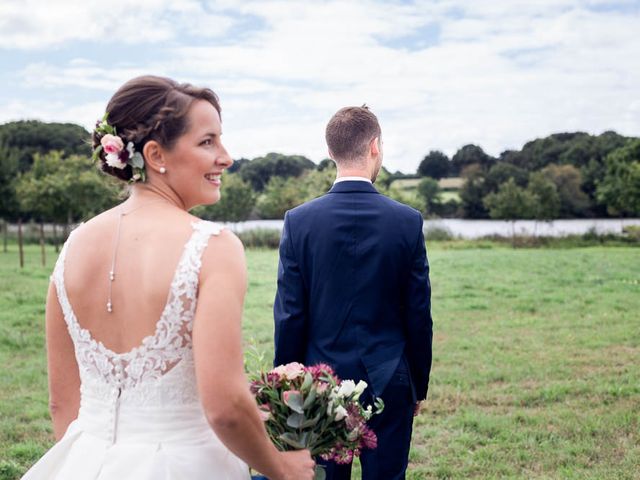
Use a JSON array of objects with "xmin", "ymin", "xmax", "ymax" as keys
[
  {"xmin": 45, "ymin": 282, "xmax": 81, "ymax": 440},
  {"xmin": 193, "ymin": 230, "xmax": 314, "ymax": 480}
]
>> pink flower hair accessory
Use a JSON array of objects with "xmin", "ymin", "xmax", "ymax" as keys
[{"xmin": 93, "ymin": 113, "xmax": 146, "ymax": 182}]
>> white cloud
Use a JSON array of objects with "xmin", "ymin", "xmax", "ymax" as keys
[
  {"xmin": 19, "ymin": 62, "xmax": 155, "ymax": 91},
  {"xmin": 1, "ymin": 0, "xmax": 639, "ymax": 172},
  {"xmin": 0, "ymin": 0, "xmax": 235, "ymax": 49}
]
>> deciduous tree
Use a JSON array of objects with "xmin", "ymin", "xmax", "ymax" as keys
[
  {"xmin": 451, "ymin": 144, "xmax": 494, "ymax": 175},
  {"xmin": 597, "ymin": 139, "xmax": 640, "ymax": 216},
  {"xmin": 193, "ymin": 173, "xmax": 257, "ymax": 222},
  {"xmin": 417, "ymin": 150, "xmax": 450, "ymax": 179},
  {"xmin": 240, "ymin": 153, "xmax": 315, "ymax": 191},
  {"xmin": 540, "ymin": 164, "xmax": 589, "ymax": 217},
  {"xmin": 256, "ymin": 176, "xmax": 307, "ymax": 219},
  {"xmin": 417, "ymin": 177, "xmax": 442, "ymax": 215}
]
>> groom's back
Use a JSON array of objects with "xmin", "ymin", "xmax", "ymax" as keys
[{"xmin": 276, "ymin": 181, "xmax": 426, "ymax": 395}]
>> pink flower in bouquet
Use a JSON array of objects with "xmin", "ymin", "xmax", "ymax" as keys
[
  {"xmin": 315, "ymin": 382, "xmax": 329, "ymax": 394},
  {"xmin": 100, "ymin": 134, "xmax": 124, "ymax": 154},
  {"xmin": 335, "ymin": 448, "xmax": 355, "ymax": 464},
  {"xmin": 306, "ymin": 363, "xmax": 336, "ymax": 380},
  {"xmin": 282, "ymin": 389, "xmax": 301, "ymax": 406},
  {"xmin": 273, "ymin": 362, "xmax": 305, "ymax": 380},
  {"xmin": 361, "ymin": 425, "xmax": 378, "ymax": 450},
  {"xmin": 249, "ymin": 380, "xmax": 260, "ymax": 395},
  {"xmin": 321, "ymin": 444, "xmax": 355, "ymax": 465},
  {"xmin": 345, "ymin": 404, "xmax": 362, "ymax": 430},
  {"xmin": 258, "ymin": 403, "xmax": 272, "ymax": 421}
]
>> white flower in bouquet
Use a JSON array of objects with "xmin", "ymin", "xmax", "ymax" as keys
[
  {"xmin": 337, "ymin": 380, "xmax": 356, "ymax": 397},
  {"xmin": 336, "ymin": 379, "xmax": 368, "ymax": 399},
  {"xmin": 354, "ymin": 380, "xmax": 367, "ymax": 397},
  {"xmin": 334, "ymin": 405, "xmax": 348, "ymax": 421}
]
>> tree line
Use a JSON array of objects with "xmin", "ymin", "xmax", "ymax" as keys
[
  {"xmin": 416, "ymin": 131, "xmax": 640, "ymax": 220},
  {"xmin": 1, "ymin": 121, "xmax": 638, "ymax": 233}
]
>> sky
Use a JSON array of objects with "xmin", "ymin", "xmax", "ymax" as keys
[{"xmin": 1, "ymin": 0, "xmax": 639, "ymax": 173}]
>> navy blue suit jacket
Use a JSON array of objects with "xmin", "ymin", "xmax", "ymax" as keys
[{"xmin": 273, "ymin": 180, "xmax": 432, "ymax": 401}]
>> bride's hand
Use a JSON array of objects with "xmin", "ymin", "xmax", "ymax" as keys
[{"xmin": 277, "ymin": 449, "xmax": 315, "ymax": 480}]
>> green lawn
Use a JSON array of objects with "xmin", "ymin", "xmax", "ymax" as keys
[{"xmin": 1, "ymin": 243, "xmax": 639, "ymax": 479}]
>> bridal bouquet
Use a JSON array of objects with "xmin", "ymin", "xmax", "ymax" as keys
[{"xmin": 250, "ymin": 362, "xmax": 384, "ymax": 479}]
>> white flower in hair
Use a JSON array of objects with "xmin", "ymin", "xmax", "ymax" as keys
[{"xmin": 105, "ymin": 152, "xmax": 127, "ymax": 169}]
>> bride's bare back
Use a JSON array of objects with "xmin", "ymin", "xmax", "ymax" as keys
[{"xmin": 63, "ymin": 204, "xmax": 198, "ymax": 354}]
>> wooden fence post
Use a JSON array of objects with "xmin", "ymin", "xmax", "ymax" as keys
[
  {"xmin": 53, "ymin": 223, "xmax": 59, "ymax": 253},
  {"xmin": 18, "ymin": 219, "xmax": 24, "ymax": 268},
  {"xmin": 2, "ymin": 219, "xmax": 7, "ymax": 253},
  {"xmin": 40, "ymin": 222, "xmax": 46, "ymax": 267}
]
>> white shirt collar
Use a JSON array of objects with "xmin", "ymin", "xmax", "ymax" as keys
[{"xmin": 333, "ymin": 176, "xmax": 372, "ymax": 185}]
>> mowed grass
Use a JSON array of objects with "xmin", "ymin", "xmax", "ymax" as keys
[{"xmin": 1, "ymin": 243, "xmax": 639, "ymax": 479}]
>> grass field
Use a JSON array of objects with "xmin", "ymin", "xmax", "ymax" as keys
[
  {"xmin": 1, "ymin": 243, "xmax": 639, "ymax": 479},
  {"xmin": 389, "ymin": 178, "xmax": 461, "ymax": 207},
  {"xmin": 439, "ymin": 191, "xmax": 460, "ymax": 203}
]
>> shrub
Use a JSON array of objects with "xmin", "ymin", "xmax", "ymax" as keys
[
  {"xmin": 237, "ymin": 229, "xmax": 281, "ymax": 249},
  {"xmin": 424, "ymin": 225, "xmax": 454, "ymax": 241},
  {"xmin": 622, "ymin": 225, "xmax": 640, "ymax": 241}
]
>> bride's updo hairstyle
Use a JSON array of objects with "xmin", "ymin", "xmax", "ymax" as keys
[{"xmin": 92, "ymin": 75, "xmax": 221, "ymax": 182}]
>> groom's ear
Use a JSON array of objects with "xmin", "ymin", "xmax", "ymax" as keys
[
  {"xmin": 370, "ymin": 137, "xmax": 381, "ymax": 157},
  {"xmin": 143, "ymin": 140, "xmax": 167, "ymax": 174}
]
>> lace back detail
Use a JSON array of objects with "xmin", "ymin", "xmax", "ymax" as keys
[{"xmin": 51, "ymin": 221, "xmax": 223, "ymax": 393}]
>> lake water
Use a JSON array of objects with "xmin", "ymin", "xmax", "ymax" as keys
[{"xmin": 223, "ymin": 218, "xmax": 640, "ymax": 239}]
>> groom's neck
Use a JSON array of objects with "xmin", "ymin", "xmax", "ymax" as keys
[{"xmin": 336, "ymin": 166, "xmax": 373, "ymax": 181}]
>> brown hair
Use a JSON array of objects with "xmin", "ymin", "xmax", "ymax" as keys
[
  {"xmin": 92, "ymin": 75, "xmax": 221, "ymax": 182},
  {"xmin": 325, "ymin": 105, "xmax": 381, "ymax": 164}
]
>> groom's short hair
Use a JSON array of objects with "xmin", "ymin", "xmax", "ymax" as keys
[{"xmin": 325, "ymin": 105, "xmax": 381, "ymax": 164}]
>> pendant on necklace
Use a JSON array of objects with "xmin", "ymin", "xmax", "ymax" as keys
[
  {"xmin": 109, "ymin": 271, "xmax": 115, "ymax": 281},
  {"xmin": 107, "ymin": 301, "xmax": 113, "ymax": 313}
]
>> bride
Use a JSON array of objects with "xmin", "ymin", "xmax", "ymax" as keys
[{"xmin": 22, "ymin": 75, "xmax": 314, "ymax": 480}]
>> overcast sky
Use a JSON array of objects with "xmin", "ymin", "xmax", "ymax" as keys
[{"xmin": 1, "ymin": 0, "xmax": 639, "ymax": 172}]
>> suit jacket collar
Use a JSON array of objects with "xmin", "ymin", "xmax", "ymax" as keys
[{"xmin": 328, "ymin": 180, "xmax": 379, "ymax": 194}]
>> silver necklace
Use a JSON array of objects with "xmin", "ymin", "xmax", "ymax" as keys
[{"xmin": 107, "ymin": 200, "xmax": 169, "ymax": 313}]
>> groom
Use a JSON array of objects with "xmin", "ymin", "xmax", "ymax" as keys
[{"xmin": 273, "ymin": 105, "xmax": 432, "ymax": 479}]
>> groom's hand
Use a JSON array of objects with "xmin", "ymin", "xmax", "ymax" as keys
[{"xmin": 414, "ymin": 401, "xmax": 422, "ymax": 417}]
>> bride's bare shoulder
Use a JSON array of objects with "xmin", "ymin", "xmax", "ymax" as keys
[
  {"xmin": 204, "ymin": 225, "xmax": 244, "ymax": 256},
  {"xmin": 199, "ymin": 225, "xmax": 246, "ymax": 277}
]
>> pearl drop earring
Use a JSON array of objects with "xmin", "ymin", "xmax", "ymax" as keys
[{"xmin": 159, "ymin": 167, "xmax": 166, "ymax": 174}]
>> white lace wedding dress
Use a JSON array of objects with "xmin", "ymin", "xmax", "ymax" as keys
[{"xmin": 22, "ymin": 221, "xmax": 250, "ymax": 480}]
